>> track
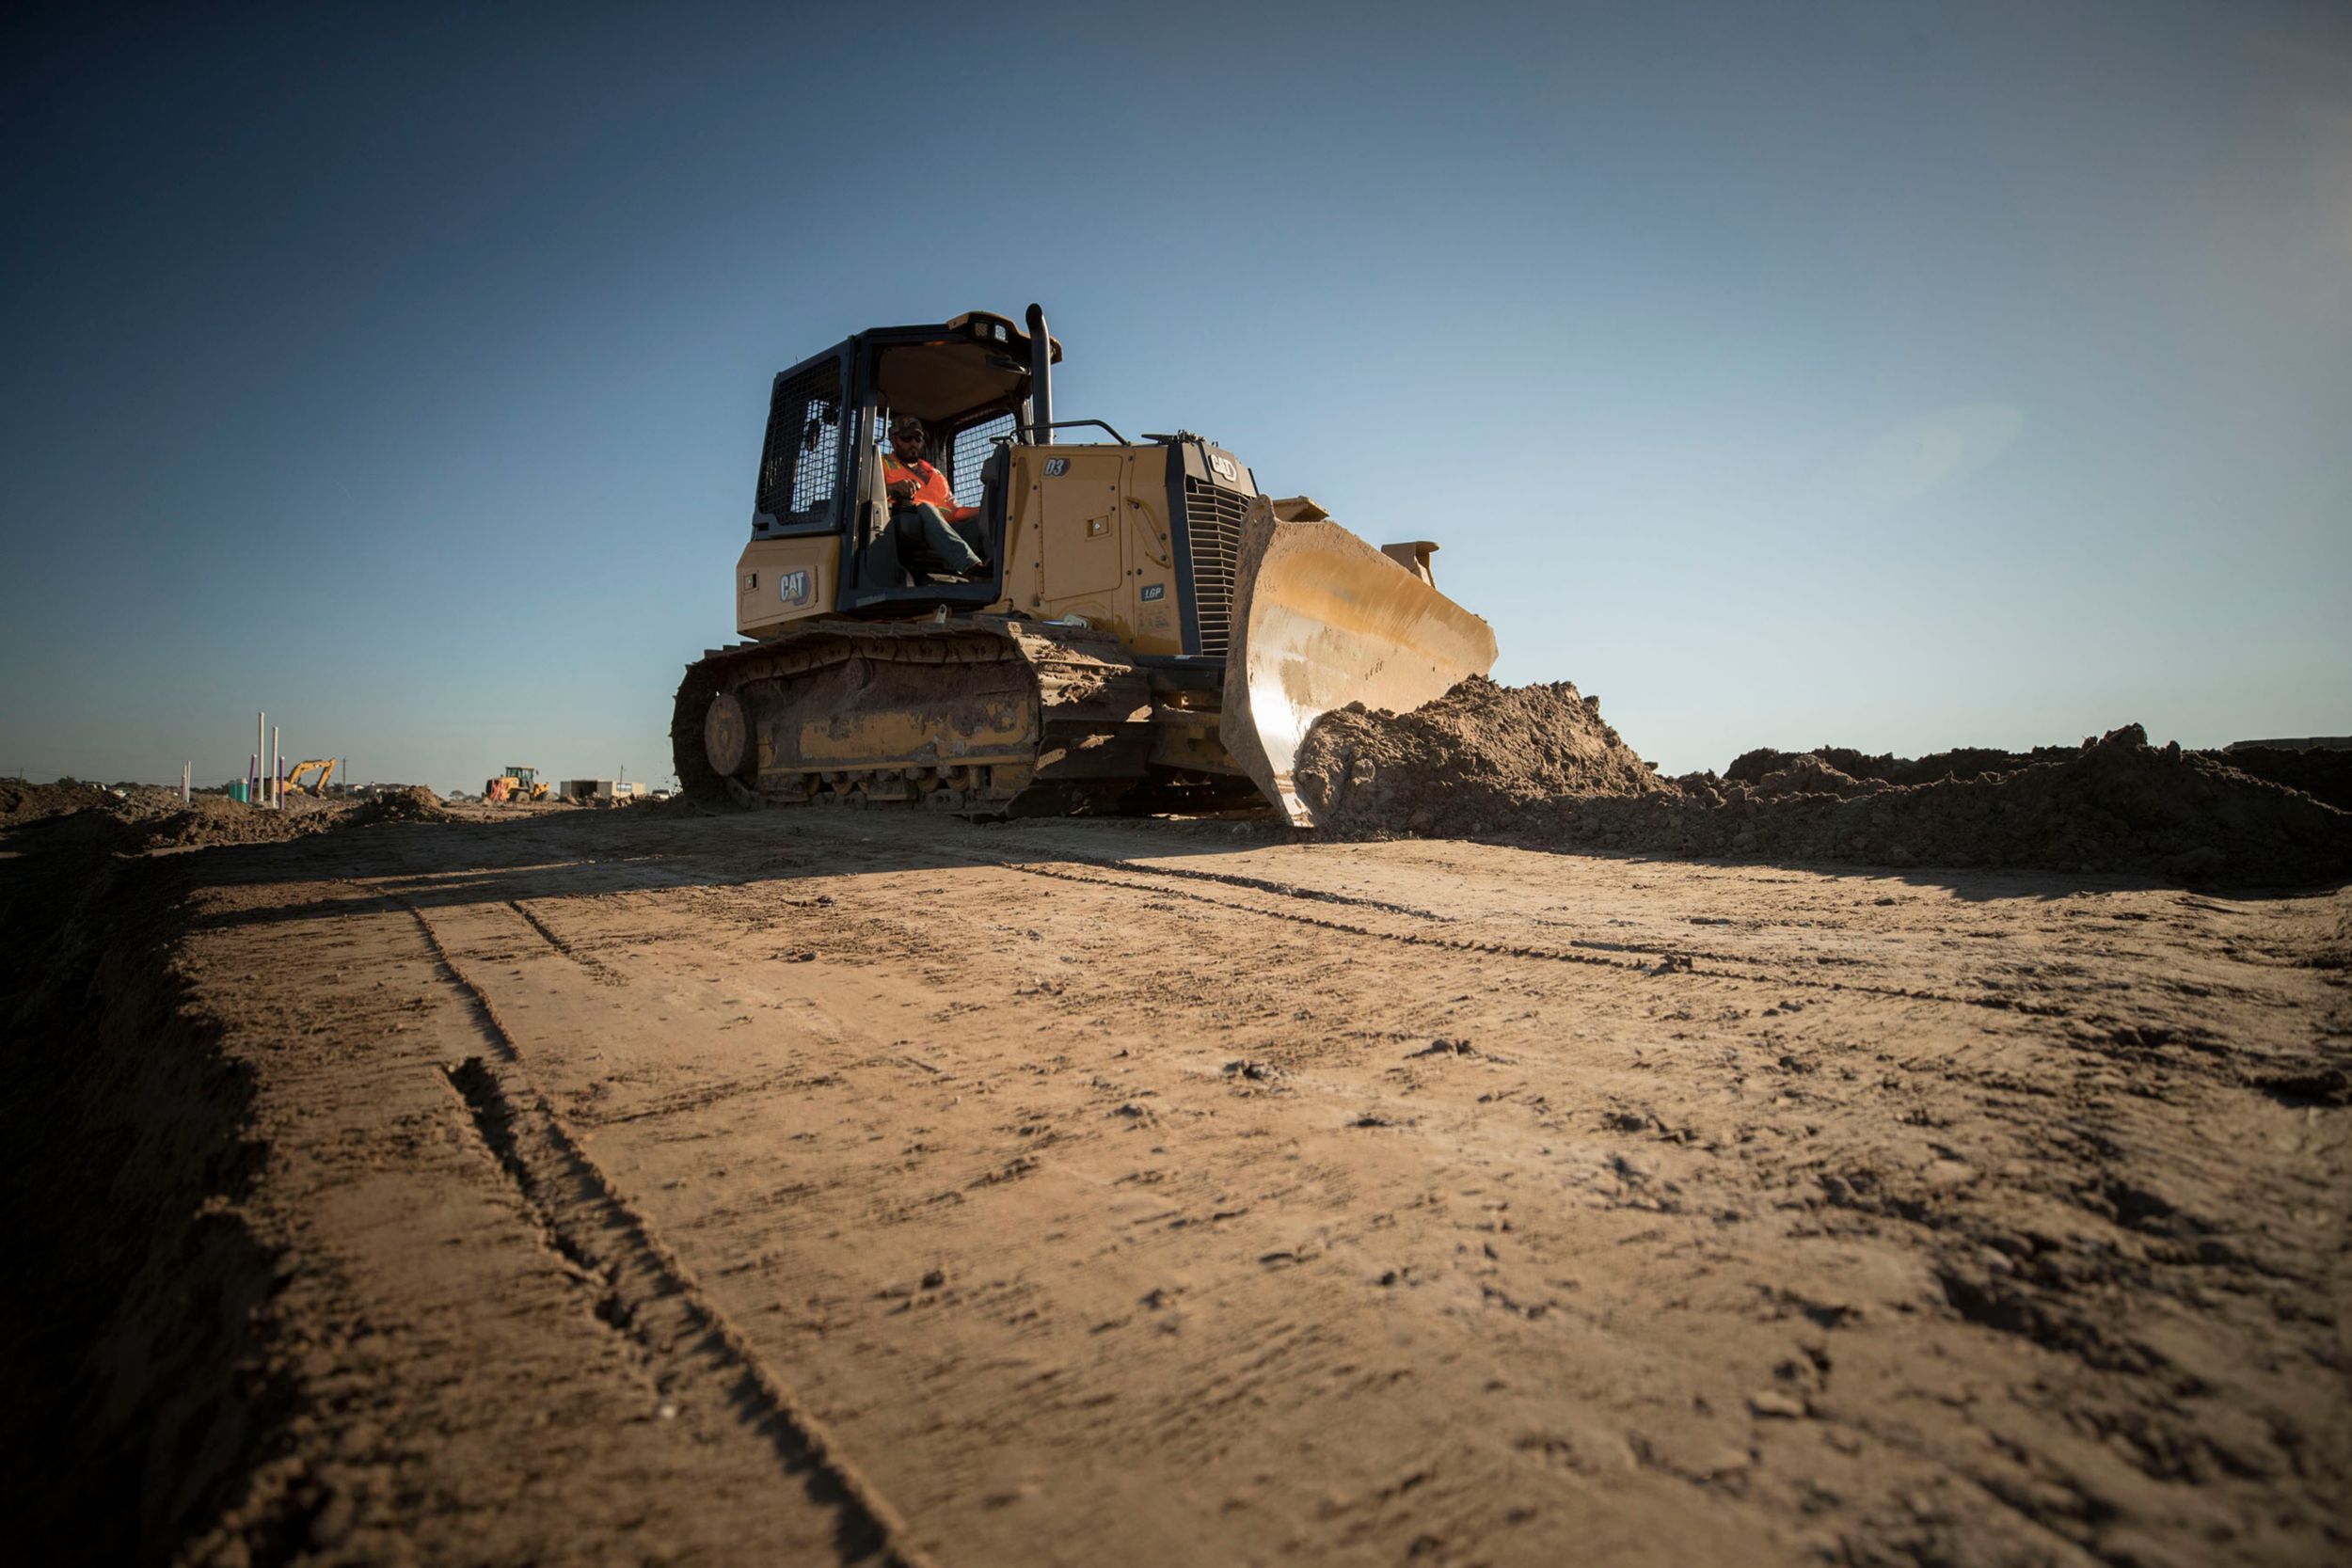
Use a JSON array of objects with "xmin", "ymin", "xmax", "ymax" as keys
[
  {"xmin": 49, "ymin": 807, "xmax": 2352, "ymax": 1566},
  {"xmin": 671, "ymin": 619, "xmax": 1158, "ymax": 816}
]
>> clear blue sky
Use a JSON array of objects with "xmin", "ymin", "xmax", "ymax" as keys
[{"xmin": 4, "ymin": 0, "xmax": 2346, "ymax": 791}]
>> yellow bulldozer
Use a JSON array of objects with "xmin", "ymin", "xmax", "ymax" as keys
[{"xmin": 672, "ymin": 306, "xmax": 1495, "ymax": 824}]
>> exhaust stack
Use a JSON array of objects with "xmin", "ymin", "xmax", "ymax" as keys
[{"xmin": 1025, "ymin": 302, "xmax": 1052, "ymax": 442}]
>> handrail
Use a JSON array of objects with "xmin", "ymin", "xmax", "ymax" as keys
[{"xmin": 1014, "ymin": 418, "xmax": 1129, "ymax": 444}]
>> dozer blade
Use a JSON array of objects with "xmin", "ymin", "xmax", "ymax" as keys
[{"xmin": 1219, "ymin": 497, "xmax": 1499, "ymax": 826}]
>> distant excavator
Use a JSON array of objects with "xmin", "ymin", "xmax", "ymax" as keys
[
  {"xmin": 672, "ymin": 305, "xmax": 1495, "ymax": 823},
  {"xmin": 284, "ymin": 758, "xmax": 341, "ymax": 798}
]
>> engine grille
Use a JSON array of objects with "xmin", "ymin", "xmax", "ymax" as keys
[{"xmin": 1182, "ymin": 477, "xmax": 1249, "ymax": 657}]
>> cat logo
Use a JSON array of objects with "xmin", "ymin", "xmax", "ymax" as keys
[
  {"xmin": 778, "ymin": 569, "xmax": 811, "ymax": 606},
  {"xmin": 1208, "ymin": 452, "xmax": 1240, "ymax": 483}
]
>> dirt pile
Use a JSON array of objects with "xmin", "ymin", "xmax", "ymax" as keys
[
  {"xmin": 0, "ymin": 780, "xmax": 119, "ymax": 826},
  {"xmin": 2215, "ymin": 744, "xmax": 2352, "ymax": 814},
  {"xmin": 2, "ymin": 781, "xmax": 468, "ymax": 853},
  {"xmin": 1725, "ymin": 741, "xmax": 2074, "ymax": 788},
  {"xmin": 1295, "ymin": 676, "xmax": 1667, "ymax": 836},
  {"xmin": 1301, "ymin": 686, "xmax": 2352, "ymax": 883},
  {"xmin": 351, "ymin": 784, "xmax": 453, "ymax": 824},
  {"xmin": 125, "ymin": 796, "xmax": 346, "ymax": 851}
]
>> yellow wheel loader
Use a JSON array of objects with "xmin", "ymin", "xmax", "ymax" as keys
[
  {"xmin": 485, "ymin": 767, "xmax": 549, "ymax": 804},
  {"xmin": 672, "ymin": 306, "xmax": 1496, "ymax": 824}
]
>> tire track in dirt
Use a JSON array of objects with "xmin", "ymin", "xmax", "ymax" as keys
[
  {"xmin": 660, "ymin": 818, "xmax": 2199, "ymax": 1027},
  {"xmin": 942, "ymin": 847, "xmax": 2082, "ymax": 1017},
  {"xmin": 950, "ymin": 843, "xmax": 2328, "ymax": 1081},
  {"xmin": 437, "ymin": 817, "xmax": 2320, "ymax": 1107},
  {"xmin": 514, "ymin": 822, "xmax": 2305, "ymax": 1107},
  {"xmin": 506, "ymin": 896, "xmax": 626, "ymax": 984},
  {"xmin": 397, "ymin": 895, "xmax": 945, "ymax": 1568}
]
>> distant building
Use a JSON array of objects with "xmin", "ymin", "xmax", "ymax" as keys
[{"xmin": 559, "ymin": 779, "xmax": 644, "ymax": 802}]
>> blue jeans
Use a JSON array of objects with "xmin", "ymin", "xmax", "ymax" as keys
[{"xmin": 898, "ymin": 502, "xmax": 985, "ymax": 574}]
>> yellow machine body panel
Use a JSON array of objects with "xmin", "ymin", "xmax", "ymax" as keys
[
  {"xmin": 999, "ymin": 444, "xmax": 1186, "ymax": 655},
  {"xmin": 765, "ymin": 696, "xmax": 1035, "ymax": 777},
  {"xmin": 733, "ymin": 443, "xmax": 1193, "ymax": 653},
  {"xmin": 735, "ymin": 535, "xmax": 842, "ymax": 637}
]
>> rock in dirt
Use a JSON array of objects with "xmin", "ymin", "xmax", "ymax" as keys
[{"xmin": 1301, "ymin": 686, "xmax": 2352, "ymax": 884}]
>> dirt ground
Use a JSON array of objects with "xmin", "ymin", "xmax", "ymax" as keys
[{"xmin": 4, "ymin": 801, "xmax": 2347, "ymax": 1567}]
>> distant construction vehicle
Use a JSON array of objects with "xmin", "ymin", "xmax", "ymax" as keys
[
  {"xmin": 485, "ymin": 767, "xmax": 548, "ymax": 804},
  {"xmin": 283, "ymin": 758, "xmax": 341, "ymax": 797},
  {"xmin": 671, "ymin": 305, "xmax": 1495, "ymax": 823}
]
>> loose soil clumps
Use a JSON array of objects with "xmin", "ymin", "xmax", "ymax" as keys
[
  {"xmin": 1296, "ymin": 676, "xmax": 1667, "ymax": 838},
  {"xmin": 1300, "ymin": 686, "xmax": 2352, "ymax": 884}
]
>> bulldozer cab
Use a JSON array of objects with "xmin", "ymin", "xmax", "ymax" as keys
[{"xmin": 750, "ymin": 310, "xmax": 1059, "ymax": 613}]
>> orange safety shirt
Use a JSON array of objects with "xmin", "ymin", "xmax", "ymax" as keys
[{"xmin": 882, "ymin": 455, "xmax": 977, "ymax": 522}]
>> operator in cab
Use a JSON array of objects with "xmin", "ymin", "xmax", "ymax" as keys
[{"xmin": 882, "ymin": 416, "xmax": 989, "ymax": 579}]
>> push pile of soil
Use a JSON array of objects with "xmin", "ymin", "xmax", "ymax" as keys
[
  {"xmin": 1295, "ymin": 677, "xmax": 1667, "ymax": 837},
  {"xmin": 1298, "ymin": 686, "xmax": 2352, "ymax": 883}
]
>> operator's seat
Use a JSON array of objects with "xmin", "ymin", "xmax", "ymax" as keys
[{"xmin": 893, "ymin": 442, "xmax": 1007, "ymax": 582}]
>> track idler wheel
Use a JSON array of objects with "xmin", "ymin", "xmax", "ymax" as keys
[{"xmin": 704, "ymin": 691, "xmax": 749, "ymax": 780}]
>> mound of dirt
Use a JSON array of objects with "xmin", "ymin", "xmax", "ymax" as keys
[
  {"xmin": 2214, "ymin": 745, "xmax": 2352, "ymax": 814},
  {"xmin": 3, "ymin": 781, "xmax": 463, "ymax": 853},
  {"xmin": 351, "ymin": 784, "xmax": 452, "ymax": 824},
  {"xmin": 0, "ymin": 781, "xmax": 119, "ymax": 827},
  {"xmin": 1724, "ymin": 742, "xmax": 2074, "ymax": 787},
  {"xmin": 1301, "ymin": 686, "xmax": 2352, "ymax": 884},
  {"xmin": 125, "ymin": 796, "xmax": 345, "ymax": 851},
  {"xmin": 1295, "ymin": 676, "xmax": 1667, "ymax": 836},
  {"xmin": 1726, "ymin": 737, "xmax": 2352, "ymax": 816}
]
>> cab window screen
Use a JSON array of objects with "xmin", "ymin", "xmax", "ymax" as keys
[
  {"xmin": 948, "ymin": 413, "xmax": 1016, "ymax": 509},
  {"xmin": 755, "ymin": 361, "xmax": 849, "ymax": 522}
]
